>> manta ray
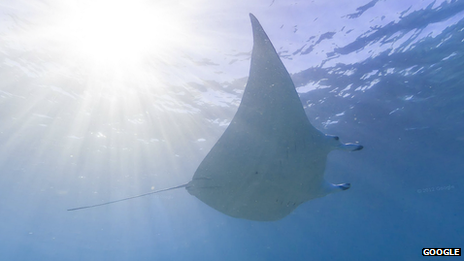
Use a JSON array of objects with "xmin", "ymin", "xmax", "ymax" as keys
[{"xmin": 68, "ymin": 13, "xmax": 363, "ymax": 221}]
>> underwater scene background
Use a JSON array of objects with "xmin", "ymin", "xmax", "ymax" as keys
[{"xmin": 0, "ymin": 0, "xmax": 462, "ymax": 260}]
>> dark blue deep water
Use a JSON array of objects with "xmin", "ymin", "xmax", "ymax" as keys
[{"xmin": 0, "ymin": 0, "xmax": 462, "ymax": 260}]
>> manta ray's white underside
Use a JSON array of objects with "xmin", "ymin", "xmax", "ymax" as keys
[{"xmin": 186, "ymin": 14, "xmax": 362, "ymax": 221}]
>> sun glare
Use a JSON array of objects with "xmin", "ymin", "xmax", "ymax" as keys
[{"xmin": 56, "ymin": 0, "xmax": 186, "ymax": 68}]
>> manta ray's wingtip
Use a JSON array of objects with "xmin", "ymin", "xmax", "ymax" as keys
[{"xmin": 249, "ymin": 13, "xmax": 259, "ymax": 24}]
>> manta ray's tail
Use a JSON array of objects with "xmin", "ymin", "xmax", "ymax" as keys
[{"xmin": 67, "ymin": 183, "xmax": 189, "ymax": 211}]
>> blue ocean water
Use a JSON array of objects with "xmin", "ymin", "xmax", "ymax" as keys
[{"xmin": 0, "ymin": 0, "xmax": 462, "ymax": 260}]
